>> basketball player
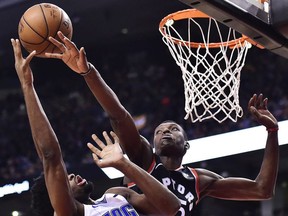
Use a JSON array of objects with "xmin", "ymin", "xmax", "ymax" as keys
[
  {"xmin": 11, "ymin": 38, "xmax": 181, "ymax": 216},
  {"xmin": 46, "ymin": 31, "xmax": 279, "ymax": 216}
]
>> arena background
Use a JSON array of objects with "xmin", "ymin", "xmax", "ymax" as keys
[{"xmin": 0, "ymin": 0, "xmax": 287, "ymax": 215}]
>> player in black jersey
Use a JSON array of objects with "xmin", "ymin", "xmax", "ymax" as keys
[{"xmin": 46, "ymin": 31, "xmax": 279, "ymax": 216}]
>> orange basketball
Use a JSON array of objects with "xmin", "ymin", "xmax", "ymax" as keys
[{"xmin": 18, "ymin": 3, "xmax": 73, "ymax": 58}]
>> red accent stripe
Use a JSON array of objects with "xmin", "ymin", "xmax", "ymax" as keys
[
  {"xmin": 127, "ymin": 156, "xmax": 156, "ymax": 188},
  {"xmin": 190, "ymin": 168, "xmax": 200, "ymax": 204}
]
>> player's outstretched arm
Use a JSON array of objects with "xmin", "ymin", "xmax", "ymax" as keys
[
  {"xmin": 197, "ymin": 94, "xmax": 279, "ymax": 201},
  {"xmin": 45, "ymin": 31, "xmax": 153, "ymax": 170},
  {"xmin": 12, "ymin": 38, "xmax": 82, "ymax": 216},
  {"xmin": 87, "ymin": 131, "xmax": 180, "ymax": 215},
  {"xmin": 247, "ymin": 93, "xmax": 279, "ymax": 197}
]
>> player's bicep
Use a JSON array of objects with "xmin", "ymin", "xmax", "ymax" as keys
[
  {"xmin": 208, "ymin": 177, "xmax": 264, "ymax": 200},
  {"xmin": 198, "ymin": 168, "xmax": 263, "ymax": 200}
]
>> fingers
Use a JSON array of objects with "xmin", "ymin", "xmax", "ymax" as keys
[
  {"xmin": 91, "ymin": 133, "xmax": 106, "ymax": 150},
  {"xmin": 110, "ymin": 131, "xmax": 119, "ymax": 144},
  {"xmin": 92, "ymin": 153, "xmax": 101, "ymax": 165},
  {"xmin": 256, "ymin": 93, "xmax": 268, "ymax": 110},
  {"xmin": 25, "ymin": 50, "xmax": 36, "ymax": 63},
  {"xmin": 87, "ymin": 142, "xmax": 103, "ymax": 166},
  {"xmin": 50, "ymin": 31, "xmax": 78, "ymax": 51},
  {"xmin": 102, "ymin": 131, "xmax": 116, "ymax": 147},
  {"xmin": 57, "ymin": 31, "xmax": 66, "ymax": 42},
  {"xmin": 87, "ymin": 131, "xmax": 118, "ymax": 168},
  {"xmin": 11, "ymin": 38, "xmax": 22, "ymax": 60},
  {"xmin": 249, "ymin": 105, "xmax": 258, "ymax": 114},
  {"xmin": 88, "ymin": 131, "xmax": 118, "ymax": 150},
  {"xmin": 57, "ymin": 31, "xmax": 79, "ymax": 52},
  {"xmin": 87, "ymin": 142, "xmax": 101, "ymax": 155},
  {"xmin": 45, "ymin": 52, "xmax": 63, "ymax": 59},
  {"xmin": 257, "ymin": 94, "xmax": 264, "ymax": 108},
  {"xmin": 64, "ymin": 37, "xmax": 78, "ymax": 51},
  {"xmin": 46, "ymin": 35, "xmax": 66, "ymax": 59},
  {"xmin": 86, "ymin": 143, "xmax": 101, "ymax": 165},
  {"xmin": 248, "ymin": 93, "xmax": 268, "ymax": 110},
  {"xmin": 263, "ymin": 98, "xmax": 268, "ymax": 109},
  {"xmin": 48, "ymin": 36, "xmax": 65, "ymax": 52},
  {"xmin": 11, "ymin": 38, "xmax": 36, "ymax": 63},
  {"xmin": 248, "ymin": 94, "xmax": 257, "ymax": 110},
  {"xmin": 88, "ymin": 131, "xmax": 118, "ymax": 156},
  {"xmin": 89, "ymin": 131, "xmax": 116, "ymax": 151},
  {"xmin": 79, "ymin": 47, "xmax": 88, "ymax": 63}
]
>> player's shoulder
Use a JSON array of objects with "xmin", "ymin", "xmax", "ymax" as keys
[
  {"xmin": 193, "ymin": 168, "xmax": 223, "ymax": 180},
  {"xmin": 189, "ymin": 168, "xmax": 224, "ymax": 195}
]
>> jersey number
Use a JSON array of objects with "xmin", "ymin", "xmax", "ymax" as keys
[{"xmin": 103, "ymin": 204, "xmax": 139, "ymax": 216}]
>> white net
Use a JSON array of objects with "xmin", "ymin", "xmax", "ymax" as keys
[{"xmin": 159, "ymin": 11, "xmax": 251, "ymax": 123}]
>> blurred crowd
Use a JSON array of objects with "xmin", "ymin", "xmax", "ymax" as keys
[{"xmin": 1, "ymin": 44, "xmax": 288, "ymax": 183}]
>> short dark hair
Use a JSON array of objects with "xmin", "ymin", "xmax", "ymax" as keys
[{"xmin": 30, "ymin": 173, "xmax": 54, "ymax": 216}]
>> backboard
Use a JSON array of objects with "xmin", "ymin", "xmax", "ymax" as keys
[{"xmin": 177, "ymin": 0, "xmax": 288, "ymax": 59}]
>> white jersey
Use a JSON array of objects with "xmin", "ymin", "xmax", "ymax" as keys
[{"xmin": 84, "ymin": 193, "xmax": 139, "ymax": 216}]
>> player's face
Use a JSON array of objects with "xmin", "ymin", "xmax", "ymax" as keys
[
  {"xmin": 68, "ymin": 174, "xmax": 94, "ymax": 203},
  {"xmin": 153, "ymin": 122, "xmax": 186, "ymax": 157}
]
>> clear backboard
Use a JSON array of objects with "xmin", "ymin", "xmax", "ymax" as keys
[{"xmin": 177, "ymin": 0, "xmax": 288, "ymax": 59}]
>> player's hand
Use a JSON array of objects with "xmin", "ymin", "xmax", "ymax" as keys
[
  {"xmin": 87, "ymin": 131, "xmax": 124, "ymax": 168},
  {"xmin": 248, "ymin": 94, "xmax": 278, "ymax": 129},
  {"xmin": 11, "ymin": 38, "xmax": 36, "ymax": 87},
  {"xmin": 45, "ymin": 31, "xmax": 90, "ymax": 74}
]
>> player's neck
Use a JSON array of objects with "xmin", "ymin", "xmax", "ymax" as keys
[{"xmin": 159, "ymin": 156, "xmax": 183, "ymax": 170}]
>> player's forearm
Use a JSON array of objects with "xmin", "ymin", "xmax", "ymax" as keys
[
  {"xmin": 83, "ymin": 64, "xmax": 127, "ymax": 119},
  {"xmin": 255, "ymin": 130, "xmax": 279, "ymax": 198},
  {"xmin": 116, "ymin": 157, "xmax": 180, "ymax": 215},
  {"xmin": 83, "ymin": 64, "xmax": 149, "ymax": 162},
  {"xmin": 22, "ymin": 85, "xmax": 61, "ymax": 161}
]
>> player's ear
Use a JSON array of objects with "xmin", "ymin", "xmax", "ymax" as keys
[{"xmin": 184, "ymin": 141, "xmax": 190, "ymax": 150}]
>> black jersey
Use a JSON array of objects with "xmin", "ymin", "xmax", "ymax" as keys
[{"xmin": 127, "ymin": 154, "xmax": 199, "ymax": 216}]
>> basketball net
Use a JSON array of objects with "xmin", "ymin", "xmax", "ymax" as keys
[{"xmin": 159, "ymin": 9, "xmax": 252, "ymax": 123}]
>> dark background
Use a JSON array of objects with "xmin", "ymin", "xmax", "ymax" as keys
[{"xmin": 0, "ymin": 0, "xmax": 288, "ymax": 215}]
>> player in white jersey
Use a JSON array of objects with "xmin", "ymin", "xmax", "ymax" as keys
[
  {"xmin": 11, "ymin": 38, "xmax": 180, "ymax": 216},
  {"xmin": 83, "ymin": 193, "xmax": 138, "ymax": 216}
]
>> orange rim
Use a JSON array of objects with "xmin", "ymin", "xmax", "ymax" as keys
[{"xmin": 159, "ymin": 9, "xmax": 263, "ymax": 49}]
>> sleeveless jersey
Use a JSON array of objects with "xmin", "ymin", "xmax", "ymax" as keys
[
  {"xmin": 84, "ymin": 193, "xmax": 139, "ymax": 216},
  {"xmin": 127, "ymin": 154, "xmax": 199, "ymax": 216}
]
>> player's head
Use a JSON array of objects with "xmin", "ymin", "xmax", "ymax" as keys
[
  {"xmin": 68, "ymin": 173, "xmax": 94, "ymax": 203},
  {"xmin": 30, "ymin": 173, "xmax": 54, "ymax": 216},
  {"xmin": 153, "ymin": 120, "xmax": 189, "ymax": 158},
  {"xmin": 30, "ymin": 173, "xmax": 94, "ymax": 215}
]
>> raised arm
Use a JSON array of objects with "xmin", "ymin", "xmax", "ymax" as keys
[
  {"xmin": 198, "ymin": 94, "xmax": 279, "ymax": 201},
  {"xmin": 45, "ymin": 31, "xmax": 153, "ymax": 169},
  {"xmin": 87, "ymin": 131, "xmax": 180, "ymax": 215},
  {"xmin": 11, "ymin": 39, "xmax": 81, "ymax": 216}
]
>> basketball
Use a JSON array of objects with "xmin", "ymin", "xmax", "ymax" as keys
[{"xmin": 18, "ymin": 3, "xmax": 73, "ymax": 58}]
